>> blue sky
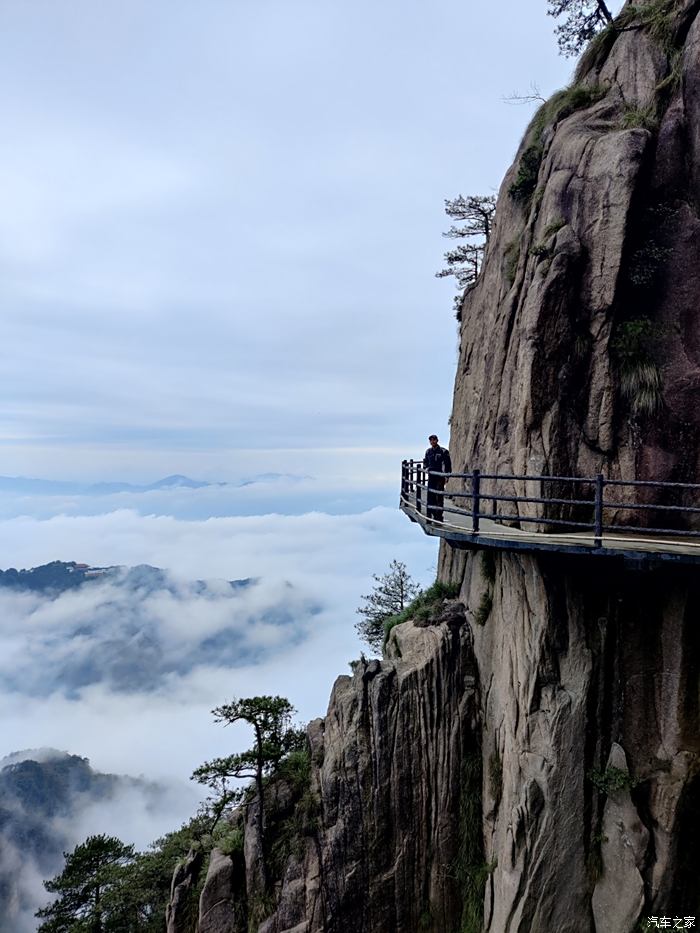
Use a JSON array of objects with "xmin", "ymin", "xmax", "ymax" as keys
[{"xmin": 0, "ymin": 0, "xmax": 592, "ymax": 484}]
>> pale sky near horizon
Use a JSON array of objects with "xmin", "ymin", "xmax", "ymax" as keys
[{"xmin": 0, "ymin": 0, "xmax": 603, "ymax": 485}]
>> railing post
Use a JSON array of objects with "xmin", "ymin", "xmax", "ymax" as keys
[
  {"xmin": 471, "ymin": 469, "xmax": 481, "ymax": 534},
  {"xmin": 594, "ymin": 473, "xmax": 604, "ymax": 548},
  {"xmin": 400, "ymin": 460, "xmax": 408, "ymax": 505},
  {"xmin": 416, "ymin": 463, "xmax": 422, "ymax": 515}
]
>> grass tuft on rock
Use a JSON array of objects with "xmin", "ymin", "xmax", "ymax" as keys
[
  {"xmin": 509, "ymin": 84, "xmax": 606, "ymax": 206},
  {"xmin": 612, "ymin": 319, "xmax": 664, "ymax": 417},
  {"xmin": 621, "ymin": 105, "xmax": 658, "ymax": 131},
  {"xmin": 480, "ymin": 550, "xmax": 496, "ymax": 585},
  {"xmin": 504, "ymin": 241, "xmax": 521, "ymax": 285},
  {"xmin": 542, "ymin": 217, "xmax": 566, "ymax": 239},
  {"xmin": 382, "ymin": 579, "xmax": 460, "ymax": 647},
  {"xmin": 454, "ymin": 751, "xmax": 495, "ymax": 933},
  {"xmin": 474, "ymin": 591, "xmax": 493, "ymax": 627}
]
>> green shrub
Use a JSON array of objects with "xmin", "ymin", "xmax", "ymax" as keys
[
  {"xmin": 586, "ymin": 840, "xmax": 604, "ymax": 883},
  {"xmin": 613, "ymin": 0, "xmax": 680, "ymax": 51},
  {"xmin": 480, "ymin": 550, "xmax": 496, "ymax": 584},
  {"xmin": 529, "ymin": 84, "xmax": 606, "ymax": 144},
  {"xmin": 642, "ymin": 0, "xmax": 680, "ymax": 50},
  {"xmin": 474, "ymin": 591, "xmax": 493, "ymax": 627},
  {"xmin": 216, "ymin": 826, "xmax": 244, "ymax": 857},
  {"xmin": 504, "ymin": 241, "xmax": 520, "ymax": 285},
  {"xmin": 509, "ymin": 144, "xmax": 545, "ymax": 204},
  {"xmin": 629, "ymin": 240, "xmax": 671, "ymax": 287},
  {"xmin": 656, "ymin": 49, "xmax": 683, "ymax": 94},
  {"xmin": 620, "ymin": 360, "xmax": 662, "ymax": 416},
  {"xmin": 248, "ymin": 893, "xmax": 277, "ymax": 932},
  {"xmin": 578, "ymin": 2, "xmax": 681, "ymax": 84},
  {"xmin": 278, "ymin": 748, "xmax": 311, "ymax": 792},
  {"xmin": 268, "ymin": 786, "xmax": 319, "ymax": 877},
  {"xmin": 588, "ymin": 766, "xmax": 639, "ymax": 795},
  {"xmin": 382, "ymin": 579, "xmax": 461, "ymax": 647}
]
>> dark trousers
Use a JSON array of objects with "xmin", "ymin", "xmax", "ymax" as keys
[{"xmin": 427, "ymin": 476, "xmax": 446, "ymax": 522}]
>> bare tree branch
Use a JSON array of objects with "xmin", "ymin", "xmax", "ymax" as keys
[{"xmin": 502, "ymin": 82, "xmax": 547, "ymax": 106}]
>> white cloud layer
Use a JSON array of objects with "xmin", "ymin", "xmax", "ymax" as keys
[{"xmin": 0, "ymin": 506, "xmax": 437, "ymax": 788}]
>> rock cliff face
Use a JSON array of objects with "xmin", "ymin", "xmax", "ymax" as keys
[
  {"xmin": 173, "ymin": 2, "xmax": 700, "ymax": 930},
  {"xmin": 169, "ymin": 616, "xmax": 480, "ymax": 933},
  {"xmin": 449, "ymin": 0, "xmax": 700, "ymax": 490},
  {"xmin": 441, "ymin": 0, "xmax": 700, "ymax": 927}
]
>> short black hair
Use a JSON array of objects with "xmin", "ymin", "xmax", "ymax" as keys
[{"xmin": 428, "ymin": 434, "xmax": 438, "ymax": 441}]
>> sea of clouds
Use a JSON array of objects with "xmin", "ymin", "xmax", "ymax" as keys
[{"xmin": 0, "ymin": 477, "xmax": 437, "ymax": 857}]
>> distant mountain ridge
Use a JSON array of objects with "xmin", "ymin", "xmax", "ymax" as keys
[
  {"xmin": 0, "ymin": 472, "xmax": 310, "ymax": 496},
  {"xmin": 0, "ymin": 560, "xmax": 253, "ymax": 595},
  {"xmin": 0, "ymin": 473, "xmax": 214, "ymax": 495}
]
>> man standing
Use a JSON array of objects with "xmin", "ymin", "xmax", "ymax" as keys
[{"xmin": 423, "ymin": 434, "xmax": 452, "ymax": 522}]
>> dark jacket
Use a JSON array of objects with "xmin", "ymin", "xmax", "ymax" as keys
[{"xmin": 423, "ymin": 445, "xmax": 452, "ymax": 475}]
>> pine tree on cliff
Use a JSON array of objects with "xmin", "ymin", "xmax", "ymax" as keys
[
  {"xmin": 547, "ymin": 0, "xmax": 613, "ymax": 56},
  {"xmin": 436, "ymin": 195, "xmax": 496, "ymax": 312},
  {"xmin": 192, "ymin": 696, "xmax": 304, "ymax": 888},
  {"xmin": 355, "ymin": 559, "xmax": 420, "ymax": 652},
  {"xmin": 35, "ymin": 834, "xmax": 135, "ymax": 932}
]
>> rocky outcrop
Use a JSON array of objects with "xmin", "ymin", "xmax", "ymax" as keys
[
  {"xmin": 197, "ymin": 850, "xmax": 238, "ymax": 933},
  {"xmin": 166, "ymin": 849, "xmax": 205, "ymax": 933},
  {"xmin": 193, "ymin": 613, "xmax": 479, "ymax": 933},
  {"xmin": 591, "ymin": 744, "xmax": 648, "ymax": 933}
]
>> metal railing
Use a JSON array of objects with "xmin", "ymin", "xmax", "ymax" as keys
[{"xmin": 400, "ymin": 460, "xmax": 700, "ymax": 548}]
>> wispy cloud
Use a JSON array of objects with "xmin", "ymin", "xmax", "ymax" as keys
[{"xmin": 0, "ymin": 506, "xmax": 437, "ymax": 785}]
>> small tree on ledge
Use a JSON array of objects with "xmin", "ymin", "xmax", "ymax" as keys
[
  {"xmin": 436, "ymin": 194, "xmax": 496, "ymax": 317},
  {"xmin": 191, "ymin": 696, "xmax": 304, "ymax": 889},
  {"xmin": 36, "ymin": 834, "xmax": 136, "ymax": 932},
  {"xmin": 355, "ymin": 560, "xmax": 420, "ymax": 653}
]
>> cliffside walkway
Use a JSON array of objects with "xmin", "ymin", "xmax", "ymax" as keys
[{"xmin": 400, "ymin": 459, "xmax": 700, "ymax": 565}]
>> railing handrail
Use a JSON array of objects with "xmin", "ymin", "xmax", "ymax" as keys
[
  {"xmin": 399, "ymin": 459, "xmax": 700, "ymax": 549},
  {"xmin": 405, "ymin": 459, "xmax": 700, "ymax": 492}
]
